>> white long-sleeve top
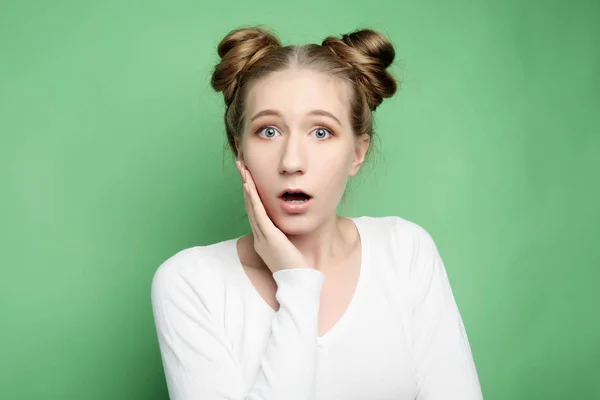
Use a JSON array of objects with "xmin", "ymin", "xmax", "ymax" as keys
[{"xmin": 151, "ymin": 215, "xmax": 483, "ymax": 399}]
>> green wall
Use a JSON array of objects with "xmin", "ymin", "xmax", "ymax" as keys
[{"xmin": 1, "ymin": 1, "xmax": 598, "ymax": 399}]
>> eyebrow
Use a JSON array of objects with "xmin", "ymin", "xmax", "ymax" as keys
[{"xmin": 249, "ymin": 109, "xmax": 342, "ymax": 127}]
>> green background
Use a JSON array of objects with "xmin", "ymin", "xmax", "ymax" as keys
[{"xmin": 1, "ymin": 0, "xmax": 599, "ymax": 399}]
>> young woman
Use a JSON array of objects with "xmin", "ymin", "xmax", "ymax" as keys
[{"xmin": 151, "ymin": 26, "xmax": 483, "ymax": 400}]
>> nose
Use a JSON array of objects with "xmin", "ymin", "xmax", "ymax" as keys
[{"xmin": 278, "ymin": 133, "xmax": 305, "ymax": 176}]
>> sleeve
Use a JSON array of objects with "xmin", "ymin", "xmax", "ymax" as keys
[
  {"xmin": 407, "ymin": 226, "xmax": 484, "ymax": 399},
  {"xmin": 151, "ymin": 254, "xmax": 325, "ymax": 400}
]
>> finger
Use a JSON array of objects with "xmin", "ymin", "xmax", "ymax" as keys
[
  {"xmin": 243, "ymin": 167, "xmax": 275, "ymax": 234},
  {"xmin": 243, "ymin": 182, "xmax": 264, "ymax": 239},
  {"xmin": 235, "ymin": 161, "xmax": 246, "ymax": 183},
  {"xmin": 237, "ymin": 162, "xmax": 260, "ymax": 237}
]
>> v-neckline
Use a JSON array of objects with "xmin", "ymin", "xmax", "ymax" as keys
[{"xmin": 230, "ymin": 216, "xmax": 368, "ymax": 348}]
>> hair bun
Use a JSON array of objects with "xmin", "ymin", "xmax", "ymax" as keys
[
  {"xmin": 322, "ymin": 29, "xmax": 397, "ymax": 110},
  {"xmin": 211, "ymin": 27, "xmax": 282, "ymax": 105}
]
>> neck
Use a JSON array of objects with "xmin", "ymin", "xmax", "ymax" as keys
[{"xmin": 285, "ymin": 215, "xmax": 350, "ymax": 272}]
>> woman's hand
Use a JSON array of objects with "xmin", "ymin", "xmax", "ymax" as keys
[{"xmin": 236, "ymin": 161, "xmax": 314, "ymax": 274}]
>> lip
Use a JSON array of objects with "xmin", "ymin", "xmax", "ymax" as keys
[
  {"xmin": 277, "ymin": 188, "xmax": 313, "ymax": 198},
  {"xmin": 279, "ymin": 197, "xmax": 313, "ymax": 214}
]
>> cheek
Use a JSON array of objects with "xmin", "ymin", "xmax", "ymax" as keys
[
  {"xmin": 244, "ymin": 155, "xmax": 276, "ymax": 197},
  {"xmin": 319, "ymin": 155, "xmax": 352, "ymax": 187}
]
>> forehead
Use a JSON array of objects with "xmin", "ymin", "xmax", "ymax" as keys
[{"xmin": 245, "ymin": 68, "xmax": 351, "ymax": 125}]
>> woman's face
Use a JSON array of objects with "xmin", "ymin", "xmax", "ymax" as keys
[{"xmin": 237, "ymin": 67, "xmax": 370, "ymax": 235}]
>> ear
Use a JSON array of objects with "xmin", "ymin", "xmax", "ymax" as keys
[
  {"xmin": 234, "ymin": 136, "xmax": 245, "ymax": 164},
  {"xmin": 349, "ymin": 134, "xmax": 370, "ymax": 177}
]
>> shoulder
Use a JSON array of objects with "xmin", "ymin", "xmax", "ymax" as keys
[
  {"xmin": 356, "ymin": 215, "xmax": 441, "ymax": 278},
  {"xmin": 150, "ymin": 238, "xmax": 239, "ymax": 310},
  {"xmin": 355, "ymin": 215, "xmax": 436, "ymax": 247},
  {"xmin": 358, "ymin": 215, "xmax": 448, "ymax": 300}
]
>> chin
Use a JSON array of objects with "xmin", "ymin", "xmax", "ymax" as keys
[{"xmin": 269, "ymin": 211, "xmax": 315, "ymax": 236}]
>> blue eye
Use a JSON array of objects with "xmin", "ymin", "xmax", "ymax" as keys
[
  {"xmin": 257, "ymin": 127, "xmax": 281, "ymax": 139},
  {"xmin": 256, "ymin": 126, "xmax": 333, "ymax": 140},
  {"xmin": 312, "ymin": 127, "xmax": 333, "ymax": 140}
]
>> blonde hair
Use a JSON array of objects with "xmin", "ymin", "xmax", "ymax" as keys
[{"xmin": 211, "ymin": 26, "xmax": 399, "ymax": 216}]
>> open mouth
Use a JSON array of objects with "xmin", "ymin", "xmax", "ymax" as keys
[{"xmin": 281, "ymin": 191, "xmax": 312, "ymax": 203}]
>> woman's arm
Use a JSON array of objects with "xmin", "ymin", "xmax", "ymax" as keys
[
  {"xmin": 407, "ymin": 226, "xmax": 484, "ymax": 399},
  {"xmin": 151, "ymin": 251, "xmax": 324, "ymax": 400}
]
